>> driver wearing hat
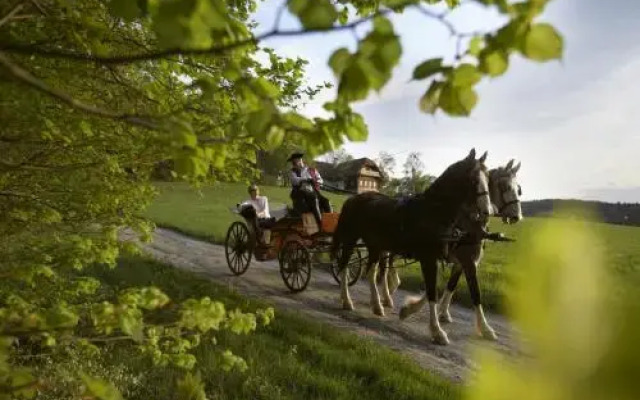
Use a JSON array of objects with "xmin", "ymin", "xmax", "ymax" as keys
[{"xmin": 287, "ymin": 152, "xmax": 331, "ymax": 227}]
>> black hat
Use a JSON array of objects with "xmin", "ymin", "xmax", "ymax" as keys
[{"xmin": 286, "ymin": 152, "xmax": 304, "ymax": 162}]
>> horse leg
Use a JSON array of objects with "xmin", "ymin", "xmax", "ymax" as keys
[
  {"xmin": 421, "ymin": 256, "xmax": 449, "ymax": 345},
  {"xmin": 381, "ymin": 253, "xmax": 394, "ymax": 309},
  {"xmin": 387, "ymin": 253, "xmax": 401, "ymax": 295},
  {"xmin": 461, "ymin": 258, "xmax": 497, "ymax": 341},
  {"xmin": 438, "ymin": 264, "xmax": 462, "ymax": 323},
  {"xmin": 366, "ymin": 250, "xmax": 385, "ymax": 316},
  {"xmin": 339, "ymin": 243, "xmax": 356, "ymax": 311}
]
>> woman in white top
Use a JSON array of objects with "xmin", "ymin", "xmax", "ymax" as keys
[{"xmin": 242, "ymin": 184, "xmax": 270, "ymax": 218}]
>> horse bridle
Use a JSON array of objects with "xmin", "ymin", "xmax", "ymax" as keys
[
  {"xmin": 495, "ymin": 176, "xmax": 521, "ymax": 214},
  {"xmin": 469, "ymin": 170, "xmax": 491, "ymax": 221}
]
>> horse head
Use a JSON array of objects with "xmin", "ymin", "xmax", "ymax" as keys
[
  {"xmin": 489, "ymin": 159, "xmax": 523, "ymax": 224},
  {"xmin": 428, "ymin": 148, "xmax": 493, "ymax": 221}
]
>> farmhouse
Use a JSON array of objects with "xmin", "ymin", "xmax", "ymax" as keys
[{"xmin": 315, "ymin": 158, "xmax": 384, "ymax": 193}]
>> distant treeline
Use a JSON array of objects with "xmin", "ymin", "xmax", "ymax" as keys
[{"xmin": 522, "ymin": 199, "xmax": 640, "ymax": 226}]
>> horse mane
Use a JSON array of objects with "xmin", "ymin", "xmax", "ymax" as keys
[{"xmin": 405, "ymin": 158, "xmax": 485, "ymax": 218}]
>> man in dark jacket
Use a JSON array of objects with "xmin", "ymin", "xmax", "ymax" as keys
[{"xmin": 287, "ymin": 152, "xmax": 331, "ymax": 227}]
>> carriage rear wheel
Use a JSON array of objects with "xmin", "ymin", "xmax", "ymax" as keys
[
  {"xmin": 330, "ymin": 247, "xmax": 364, "ymax": 287},
  {"xmin": 279, "ymin": 241, "xmax": 312, "ymax": 293},
  {"xmin": 224, "ymin": 221, "xmax": 253, "ymax": 276}
]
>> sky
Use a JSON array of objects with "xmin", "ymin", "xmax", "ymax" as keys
[{"xmin": 250, "ymin": 0, "xmax": 640, "ymax": 202}]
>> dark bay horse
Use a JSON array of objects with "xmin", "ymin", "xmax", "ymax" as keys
[
  {"xmin": 389, "ymin": 160, "xmax": 523, "ymax": 340},
  {"xmin": 331, "ymin": 149, "xmax": 492, "ymax": 345}
]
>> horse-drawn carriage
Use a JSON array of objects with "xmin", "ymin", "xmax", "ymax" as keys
[{"xmin": 224, "ymin": 205, "xmax": 365, "ymax": 293}]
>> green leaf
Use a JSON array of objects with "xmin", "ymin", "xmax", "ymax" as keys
[
  {"xmin": 46, "ymin": 305, "xmax": 79, "ymax": 329},
  {"xmin": 337, "ymin": 6, "xmax": 349, "ymax": 25},
  {"xmin": 373, "ymin": 36, "xmax": 402, "ymax": 72},
  {"xmin": 344, "ymin": 114, "xmax": 368, "ymax": 141},
  {"xmin": 372, "ymin": 16, "xmax": 394, "ymax": 35},
  {"xmin": 282, "ymin": 112, "xmax": 315, "ymax": 131},
  {"xmin": 265, "ymin": 126, "xmax": 285, "ymax": 150},
  {"xmin": 412, "ymin": 58, "xmax": 445, "ymax": 80},
  {"xmin": 438, "ymin": 84, "xmax": 478, "ymax": 116},
  {"xmin": 419, "ymin": 80, "xmax": 445, "ymax": 114},
  {"xmin": 80, "ymin": 373, "xmax": 124, "ymax": 400},
  {"xmin": 287, "ymin": 0, "xmax": 307, "ymax": 14},
  {"xmin": 289, "ymin": 0, "xmax": 337, "ymax": 29},
  {"xmin": 176, "ymin": 372, "xmax": 207, "ymax": 400},
  {"xmin": 521, "ymin": 23, "xmax": 563, "ymax": 62},
  {"xmin": 450, "ymin": 63, "xmax": 482, "ymax": 87},
  {"xmin": 479, "ymin": 49, "xmax": 509, "ymax": 77},
  {"xmin": 108, "ymin": 0, "xmax": 142, "ymax": 21},
  {"xmin": 253, "ymin": 77, "xmax": 281, "ymax": 99},
  {"xmin": 221, "ymin": 350, "xmax": 248, "ymax": 372},
  {"xmin": 495, "ymin": 17, "xmax": 529, "ymax": 48},
  {"xmin": 329, "ymin": 48, "xmax": 352, "ymax": 76},
  {"xmin": 337, "ymin": 61, "xmax": 370, "ymax": 102},
  {"xmin": 119, "ymin": 309, "xmax": 144, "ymax": 343},
  {"xmin": 468, "ymin": 36, "xmax": 484, "ymax": 56},
  {"xmin": 245, "ymin": 105, "xmax": 275, "ymax": 137}
]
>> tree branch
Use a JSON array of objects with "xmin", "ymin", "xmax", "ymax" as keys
[
  {"xmin": 0, "ymin": 52, "xmax": 161, "ymax": 130},
  {"xmin": 0, "ymin": 9, "xmax": 387, "ymax": 65},
  {"xmin": 0, "ymin": 3, "xmax": 24, "ymax": 28}
]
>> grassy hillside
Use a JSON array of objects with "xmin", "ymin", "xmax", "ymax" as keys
[
  {"xmin": 60, "ymin": 256, "xmax": 458, "ymax": 400},
  {"xmin": 145, "ymin": 182, "xmax": 348, "ymax": 242},
  {"xmin": 145, "ymin": 182, "xmax": 640, "ymax": 314}
]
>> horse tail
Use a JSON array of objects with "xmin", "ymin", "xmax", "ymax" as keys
[{"xmin": 399, "ymin": 294, "xmax": 428, "ymax": 321}]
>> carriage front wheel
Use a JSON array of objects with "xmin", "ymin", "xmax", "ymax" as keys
[
  {"xmin": 224, "ymin": 221, "xmax": 253, "ymax": 276},
  {"xmin": 279, "ymin": 241, "xmax": 312, "ymax": 293},
  {"xmin": 330, "ymin": 247, "xmax": 364, "ymax": 287}
]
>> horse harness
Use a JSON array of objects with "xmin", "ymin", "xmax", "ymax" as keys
[{"xmin": 492, "ymin": 170, "xmax": 522, "ymax": 214}]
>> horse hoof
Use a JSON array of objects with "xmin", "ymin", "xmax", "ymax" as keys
[
  {"xmin": 438, "ymin": 312, "xmax": 453, "ymax": 324},
  {"xmin": 399, "ymin": 307, "xmax": 410, "ymax": 321},
  {"xmin": 431, "ymin": 329, "xmax": 450, "ymax": 346},
  {"xmin": 479, "ymin": 326, "xmax": 498, "ymax": 341},
  {"xmin": 342, "ymin": 301, "xmax": 355, "ymax": 311},
  {"xmin": 382, "ymin": 299, "xmax": 394, "ymax": 309},
  {"xmin": 373, "ymin": 305, "xmax": 385, "ymax": 317}
]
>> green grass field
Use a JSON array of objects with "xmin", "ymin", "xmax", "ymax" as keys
[
  {"xmin": 79, "ymin": 256, "xmax": 458, "ymax": 400},
  {"xmin": 145, "ymin": 182, "xmax": 640, "ymax": 314},
  {"xmin": 145, "ymin": 182, "xmax": 348, "ymax": 243}
]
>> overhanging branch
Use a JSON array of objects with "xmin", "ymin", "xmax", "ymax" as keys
[
  {"xmin": 0, "ymin": 52, "xmax": 161, "ymax": 130},
  {"xmin": 0, "ymin": 5, "xmax": 390, "ymax": 65}
]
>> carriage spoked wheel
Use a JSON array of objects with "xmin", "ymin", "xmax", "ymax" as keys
[
  {"xmin": 279, "ymin": 241, "xmax": 312, "ymax": 293},
  {"xmin": 224, "ymin": 221, "xmax": 253, "ymax": 276},
  {"xmin": 330, "ymin": 247, "xmax": 364, "ymax": 287}
]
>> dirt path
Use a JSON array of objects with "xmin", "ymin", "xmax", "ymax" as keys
[{"xmin": 122, "ymin": 228, "xmax": 521, "ymax": 383}]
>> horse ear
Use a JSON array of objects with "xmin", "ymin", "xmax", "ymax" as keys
[
  {"xmin": 505, "ymin": 159, "xmax": 514, "ymax": 170},
  {"xmin": 466, "ymin": 148, "xmax": 476, "ymax": 160},
  {"xmin": 478, "ymin": 151, "xmax": 488, "ymax": 164},
  {"xmin": 512, "ymin": 161, "xmax": 521, "ymax": 174}
]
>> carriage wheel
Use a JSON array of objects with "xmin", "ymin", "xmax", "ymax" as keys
[
  {"xmin": 279, "ymin": 241, "xmax": 312, "ymax": 293},
  {"xmin": 330, "ymin": 247, "xmax": 363, "ymax": 287},
  {"xmin": 224, "ymin": 221, "xmax": 253, "ymax": 276}
]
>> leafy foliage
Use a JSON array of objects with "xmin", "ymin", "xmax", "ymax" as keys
[
  {"xmin": 0, "ymin": 0, "xmax": 564, "ymax": 397},
  {"xmin": 466, "ymin": 214, "xmax": 640, "ymax": 400}
]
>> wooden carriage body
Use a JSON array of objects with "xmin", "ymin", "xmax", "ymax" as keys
[{"xmin": 224, "ymin": 210, "xmax": 362, "ymax": 293}]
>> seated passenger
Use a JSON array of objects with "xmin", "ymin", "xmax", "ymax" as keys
[
  {"xmin": 243, "ymin": 184, "xmax": 270, "ymax": 218},
  {"xmin": 239, "ymin": 184, "xmax": 275, "ymax": 229}
]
